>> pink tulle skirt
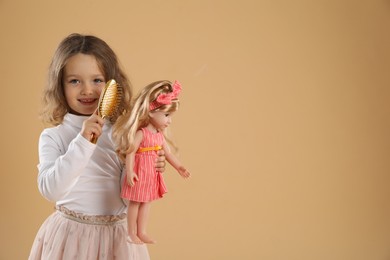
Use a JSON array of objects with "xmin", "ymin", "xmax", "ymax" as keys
[{"xmin": 28, "ymin": 207, "xmax": 150, "ymax": 260}]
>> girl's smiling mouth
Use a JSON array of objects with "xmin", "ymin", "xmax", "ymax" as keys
[{"xmin": 78, "ymin": 98, "xmax": 97, "ymax": 104}]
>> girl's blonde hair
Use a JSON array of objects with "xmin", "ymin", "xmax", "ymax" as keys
[
  {"xmin": 113, "ymin": 80, "xmax": 179, "ymax": 161},
  {"xmin": 40, "ymin": 33, "xmax": 132, "ymax": 126}
]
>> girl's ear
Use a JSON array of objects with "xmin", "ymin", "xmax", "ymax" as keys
[{"xmin": 149, "ymin": 112, "xmax": 154, "ymax": 118}]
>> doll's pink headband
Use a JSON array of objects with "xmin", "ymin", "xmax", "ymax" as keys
[{"xmin": 149, "ymin": 80, "xmax": 182, "ymax": 110}]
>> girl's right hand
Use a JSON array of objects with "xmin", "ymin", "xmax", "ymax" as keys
[{"xmin": 81, "ymin": 110, "xmax": 104, "ymax": 142}]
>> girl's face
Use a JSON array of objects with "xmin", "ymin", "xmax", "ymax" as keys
[
  {"xmin": 63, "ymin": 53, "xmax": 106, "ymax": 116},
  {"xmin": 149, "ymin": 111, "xmax": 175, "ymax": 130}
]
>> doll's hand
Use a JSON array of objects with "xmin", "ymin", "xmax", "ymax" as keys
[
  {"xmin": 81, "ymin": 110, "xmax": 104, "ymax": 142},
  {"xmin": 155, "ymin": 149, "xmax": 166, "ymax": 172},
  {"xmin": 127, "ymin": 171, "xmax": 139, "ymax": 186},
  {"xmin": 178, "ymin": 166, "xmax": 191, "ymax": 179}
]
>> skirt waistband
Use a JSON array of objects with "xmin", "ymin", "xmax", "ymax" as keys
[{"xmin": 56, "ymin": 206, "xmax": 126, "ymax": 226}]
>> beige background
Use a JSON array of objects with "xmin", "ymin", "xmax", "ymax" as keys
[{"xmin": 1, "ymin": 0, "xmax": 390, "ymax": 259}]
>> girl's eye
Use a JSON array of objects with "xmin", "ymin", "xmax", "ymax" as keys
[
  {"xmin": 69, "ymin": 79, "xmax": 80, "ymax": 85},
  {"xmin": 165, "ymin": 113, "xmax": 170, "ymax": 117},
  {"xmin": 94, "ymin": 78, "xmax": 105, "ymax": 84}
]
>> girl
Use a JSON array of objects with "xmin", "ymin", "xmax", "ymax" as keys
[
  {"xmin": 114, "ymin": 80, "xmax": 191, "ymax": 244},
  {"xmin": 29, "ymin": 33, "xmax": 165, "ymax": 260}
]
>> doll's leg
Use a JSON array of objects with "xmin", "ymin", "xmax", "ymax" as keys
[
  {"xmin": 127, "ymin": 201, "xmax": 143, "ymax": 244},
  {"xmin": 137, "ymin": 202, "xmax": 156, "ymax": 244}
]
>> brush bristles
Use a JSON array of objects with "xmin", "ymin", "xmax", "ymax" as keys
[{"xmin": 98, "ymin": 79, "xmax": 123, "ymax": 119}]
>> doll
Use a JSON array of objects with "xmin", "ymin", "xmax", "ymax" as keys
[{"xmin": 114, "ymin": 80, "xmax": 191, "ymax": 244}]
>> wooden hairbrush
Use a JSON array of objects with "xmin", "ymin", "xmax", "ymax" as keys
[{"xmin": 91, "ymin": 79, "xmax": 123, "ymax": 144}]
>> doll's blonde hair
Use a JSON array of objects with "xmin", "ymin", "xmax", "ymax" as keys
[
  {"xmin": 40, "ymin": 33, "xmax": 132, "ymax": 126},
  {"xmin": 113, "ymin": 80, "xmax": 179, "ymax": 162}
]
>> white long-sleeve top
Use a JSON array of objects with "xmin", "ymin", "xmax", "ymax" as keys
[{"xmin": 37, "ymin": 113, "xmax": 126, "ymax": 215}]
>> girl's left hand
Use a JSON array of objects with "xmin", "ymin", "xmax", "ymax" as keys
[{"xmin": 155, "ymin": 149, "xmax": 166, "ymax": 172}]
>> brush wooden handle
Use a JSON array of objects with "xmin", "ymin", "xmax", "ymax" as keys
[
  {"xmin": 91, "ymin": 134, "xmax": 98, "ymax": 144},
  {"xmin": 90, "ymin": 114, "xmax": 106, "ymax": 144}
]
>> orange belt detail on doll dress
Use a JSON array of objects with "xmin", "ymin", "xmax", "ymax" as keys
[{"xmin": 137, "ymin": 145, "xmax": 162, "ymax": 153}]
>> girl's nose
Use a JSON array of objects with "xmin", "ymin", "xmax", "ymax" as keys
[{"xmin": 81, "ymin": 82, "xmax": 93, "ymax": 95}]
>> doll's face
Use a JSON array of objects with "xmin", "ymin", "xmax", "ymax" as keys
[
  {"xmin": 63, "ymin": 53, "xmax": 106, "ymax": 115},
  {"xmin": 149, "ymin": 111, "xmax": 175, "ymax": 130}
]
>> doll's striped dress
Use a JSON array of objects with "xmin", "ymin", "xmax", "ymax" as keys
[{"xmin": 121, "ymin": 128, "xmax": 167, "ymax": 202}]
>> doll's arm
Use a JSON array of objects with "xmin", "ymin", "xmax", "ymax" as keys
[
  {"xmin": 125, "ymin": 130, "xmax": 143, "ymax": 186},
  {"xmin": 162, "ymin": 142, "xmax": 191, "ymax": 178}
]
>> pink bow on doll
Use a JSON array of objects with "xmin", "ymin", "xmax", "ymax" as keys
[
  {"xmin": 150, "ymin": 80, "xmax": 181, "ymax": 110},
  {"xmin": 156, "ymin": 80, "xmax": 181, "ymax": 104}
]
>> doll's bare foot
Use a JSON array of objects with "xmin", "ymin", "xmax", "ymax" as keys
[
  {"xmin": 127, "ymin": 234, "xmax": 144, "ymax": 244},
  {"xmin": 138, "ymin": 233, "xmax": 156, "ymax": 244}
]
